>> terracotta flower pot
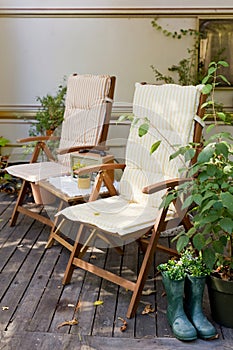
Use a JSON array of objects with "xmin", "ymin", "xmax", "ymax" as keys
[{"xmin": 31, "ymin": 183, "xmax": 55, "ymax": 205}]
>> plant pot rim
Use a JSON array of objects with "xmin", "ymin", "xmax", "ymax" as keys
[{"xmin": 207, "ymin": 274, "xmax": 233, "ymax": 295}]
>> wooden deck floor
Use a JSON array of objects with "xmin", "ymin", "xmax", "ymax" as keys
[{"xmin": 0, "ymin": 191, "xmax": 232, "ymax": 350}]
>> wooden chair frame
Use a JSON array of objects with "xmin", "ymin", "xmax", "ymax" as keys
[
  {"xmin": 9, "ymin": 76, "xmax": 116, "ymax": 228},
  {"xmin": 60, "ymin": 91, "xmax": 206, "ymax": 319}
]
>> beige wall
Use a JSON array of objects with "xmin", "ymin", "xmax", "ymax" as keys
[{"xmin": 0, "ymin": 4, "xmax": 232, "ymax": 157}]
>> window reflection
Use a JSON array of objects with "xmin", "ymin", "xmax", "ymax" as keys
[{"xmin": 199, "ymin": 19, "xmax": 233, "ymax": 86}]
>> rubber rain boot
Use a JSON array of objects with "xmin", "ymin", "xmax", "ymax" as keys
[
  {"xmin": 185, "ymin": 275, "xmax": 218, "ymax": 340},
  {"xmin": 161, "ymin": 272, "xmax": 197, "ymax": 341}
]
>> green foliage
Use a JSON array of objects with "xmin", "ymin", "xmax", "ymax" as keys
[
  {"xmin": 161, "ymin": 61, "xmax": 233, "ymax": 277},
  {"xmin": 151, "ymin": 19, "xmax": 203, "ymax": 85},
  {"xmin": 0, "ymin": 137, "xmax": 10, "ymax": 147},
  {"xmin": 157, "ymin": 247, "xmax": 211, "ymax": 280},
  {"xmin": 30, "ymin": 79, "xmax": 67, "ymax": 136},
  {"xmin": 157, "ymin": 258, "xmax": 186, "ymax": 280}
]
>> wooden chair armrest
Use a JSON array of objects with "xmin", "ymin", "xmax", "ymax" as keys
[
  {"xmin": 57, "ymin": 145, "xmax": 110, "ymax": 155},
  {"xmin": 142, "ymin": 178, "xmax": 193, "ymax": 194},
  {"xmin": 74, "ymin": 163, "xmax": 126, "ymax": 176},
  {"xmin": 17, "ymin": 136, "xmax": 60, "ymax": 143},
  {"xmin": 57, "ymin": 145, "xmax": 95, "ymax": 155}
]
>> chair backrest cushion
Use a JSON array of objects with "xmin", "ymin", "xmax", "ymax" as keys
[
  {"xmin": 119, "ymin": 83, "xmax": 203, "ymax": 207},
  {"xmin": 58, "ymin": 74, "xmax": 112, "ymax": 166},
  {"xmin": 64, "ymin": 74, "xmax": 112, "ymax": 111}
]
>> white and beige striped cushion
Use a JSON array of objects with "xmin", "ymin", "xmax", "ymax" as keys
[
  {"xmin": 119, "ymin": 83, "xmax": 203, "ymax": 208},
  {"xmin": 64, "ymin": 74, "xmax": 111, "ymax": 113},
  {"xmin": 57, "ymin": 74, "xmax": 111, "ymax": 167},
  {"xmin": 58, "ymin": 83, "xmax": 203, "ymax": 237}
]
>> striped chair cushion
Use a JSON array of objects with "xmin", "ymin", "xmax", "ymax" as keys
[
  {"xmin": 57, "ymin": 74, "xmax": 112, "ymax": 167},
  {"xmin": 64, "ymin": 74, "xmax": 111, "ymax": 112},
  {"xmin": 119, "ymin": 83, "xmax": 203, "ymax": 208}
]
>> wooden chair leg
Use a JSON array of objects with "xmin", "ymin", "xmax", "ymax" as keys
[
  {"xmin": 62, "ymin": 224, "xmax": 85, "ymax": 285},
  {"xmin": 127, "ymin": 208, "xmax": 168, "ymax": 318},
  {"xmin": 46, "ymin": 201, "xmax": 65, "ymax": 249},
  {"xmin": 10, "ymin": 180, "xmax": 29, "ymax": 226}
]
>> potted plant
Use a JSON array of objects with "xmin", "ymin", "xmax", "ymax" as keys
[
  {"xmin": 158, "ymin": 248, "xmax": 217, "ymax": 341},
  {"xmin": 72, "ymin": 161, "xmax": 91, "ymax": 189},
  {"xmin": 30, "ymin": 80, "xmax": 67, "ymax": 136},
  {"xmin": 160, "ymin": 60, "xmax": 233, "ymax": 328}
]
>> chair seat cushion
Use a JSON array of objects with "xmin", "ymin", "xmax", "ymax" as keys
[
  {"xmin": 6, "ymin": 162, "xmax": 70, "ymax": 183},
  {"xmin": 57, "ymin": 195, "xmax": 159, "ymax": 237}
]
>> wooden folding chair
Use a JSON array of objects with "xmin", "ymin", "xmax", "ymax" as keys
[
  {"xmin": 6, "ymin": 74, "xmax": 116, "ymax": 228},
  {"xmin": 54, "ymin": 82, "xmax": 206, "ymax": 318}
]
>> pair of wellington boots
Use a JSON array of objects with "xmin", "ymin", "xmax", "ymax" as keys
[{"xmin": 162, "ymin": 272, "xmax": 218, "ymax": 341}]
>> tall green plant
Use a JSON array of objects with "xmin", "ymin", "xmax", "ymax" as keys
[
  {"xmin": 160, "ymin": 61, "xmax": 233, "ymax": 278},
  {"xmin": 30, "ymin": 80, "xmax": 67, "ymax": 136}
]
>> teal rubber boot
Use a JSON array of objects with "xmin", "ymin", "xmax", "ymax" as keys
[
  {"xmin": 185, "ymin": 275, "xmax": 218, "ymax": 340},
  {"xmin": 161, "ymin": 272, "xmax": 197, "ymax": 341}
]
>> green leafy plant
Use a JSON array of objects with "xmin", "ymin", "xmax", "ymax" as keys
[
  {"xmin": 0, "ymin": 137, "xmax": 9, "ymax": 147},
  {"xmin": 121, "ymin": 60, "xmax": 233, "ymax": 281},
  {"xmin": 160, "ymin": 61, "xmax": 233, "ymax": 280},
  {"xmin": 151, "ymin": 19, "xmax": 204, "ymax": 85},
  {"xmin": 30, "ymin": 80, "xmax": 67, "ymax": 136},
  {"xmin": 72, "ymin": 161, "xmax": 90, "ymax": 179},
  {"xmin": 158, "ymin": 247, "xmax": 211, "ymax": 280}
]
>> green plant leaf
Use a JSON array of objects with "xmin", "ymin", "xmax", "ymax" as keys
[
  {"xmin": 193, "ymin": 194, "xmax": 203, "ymax": 205},
  {"xmin": 206, "ymin": 124, "xmax": 215, "ymax": 134},
  {"xmin": 219, "ymin": 218, "xmax": 233, "ymax": 234},
  {"xmin": 201, "ymin": 199, "xmax": 217, "ymax": 213},
  {"xmin": 201, "ymin": 84, "xmax": 212, "ymax": 94},
  {"xmin": 182, "ymin": 195, "xmax": 194, "ymax": 209},
  {"xmin": 216, "ymin": 112, "xmax": 226, "ymax": 122},
  {"xmin": 184, "ymin": 148, "xmax": 196, "ymax": 162},
  {"xmin": 218, "ymin": 60, "xmax": 229, "ymax": 67},
  {"xmin": 215, "ymin": 142, "xmax": 229, "ymax": 158},
  {"xmin": 208, "ymin": 66, "xmax": 216, "ymax": 75},
  {"xmin": 160, "ymin": 192, "xmax": 176, "ymax": 209},
  {"xmin": 176, "ymin": 235, "xmax": 189, "ymax": 253},
  {"xmin": 218, "ymin": 74, "xmax": 231, "ymax": 85},
  {"xmin": 138, "ymin": 123, "xmax": 149, "ymax": 137},
  {"xmin": 213, "ymin": 240, "xmax": 224, "ymax": 254},
  {"xmin": 186, "ymin": 227, "xmax": 197, "ymax": 237},
  {"xmin": 197, "ymin": 145, "xmax": 215, "ymax": 163},
  {"xmin": 220, "ymin": 192, "xmax": 233, "ymax": 210},
  {"xmin": 0, "ymin": 137, "xmax": 10, "ymax": 146},
  {"xmin": 150, "ymin": 140, "xmax": 161, "ymax": 155},
  {"xmin": 193, "ymin": 233, "xmax": 206, "ymax": 251},
  {"xmin": 203, "ymin": 248, "xmax": 216, "ymax": 270}
]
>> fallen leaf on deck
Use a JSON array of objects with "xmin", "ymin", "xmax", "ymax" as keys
[
  {"xmin": 94, "ymin": 212, "xmax": 100, "ymax": 216},
  {"xmin": 2, "ymin": 306, "xmax": 9, "ymax": 311},
  {"xmin": 142, "ymin": 288, "xmax": 156, "ymax": 296},
  {"xmin": 57, "ymin": 318, "xmax": 78, "ymax": 329},
  {"xmin": 118, "ymin": 317, "xmax": 128, "ymax": 332},
  {"xmin": 93, "ymin": 300, "xmax": 103, "ymax": 306},
  {"xmin": 142, "ymin": 304, "xmax": 155, "ymax": 315},
  {"xmin": 75, "ymin": 301, "xmax": 81, "ymax": 313}
]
